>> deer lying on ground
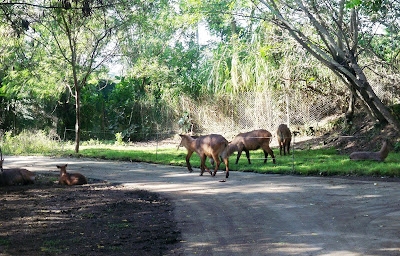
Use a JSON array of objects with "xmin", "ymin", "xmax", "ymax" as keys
[
  {"xmin": 349, "ymin": 140, "xmax": 391, "ymax": 162},
  {"xmin": 57, "ymin": 164, "xmax": 88, "ymax": 185},
  {"xmin": 228, "ymin": 129, "xmax": 276, "ymax": 164},
  {"xmin": 0, "ymin": 149, "xmax": 35, "ymax": 186},
  {"xmin": 277, "ymin": 124, "xmax": 292, "ymax": 156},
  {"xmin": 178, "ymin": 134, "xmax": 230, "ymax": 178}
]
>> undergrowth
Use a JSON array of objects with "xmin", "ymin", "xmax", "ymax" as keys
[{"xmin": 0, "ymin": 130, "xmax": 65, "ymax": 155}]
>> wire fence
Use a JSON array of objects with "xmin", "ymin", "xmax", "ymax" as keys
[
  {"xmin": 55, "ymin": 77, "xmax": 399, "ymax": 144},
  {"xmin": 177, "ymin": 90, "xmax": 342, "ymax": 139},
  {"xmin": 176, "ymin": 81, "xmax": 399, "ymax": 140}
]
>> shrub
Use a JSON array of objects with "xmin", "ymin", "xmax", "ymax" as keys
[{"xmin": 0, "ymin": 130, "xmax": 61, "ymax": 155}]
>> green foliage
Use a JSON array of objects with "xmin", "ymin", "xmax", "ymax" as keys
[
  {"xmin": 115, "ymin": 133, "xmax": 124, "ymax": 145},
  {"xmin": 394, "ymin": 142, "xmax": 400, "ymax": 153},
  {"xmin": 204, "ymin": 20, "xmax": 345, "ymax": 97},
  {"xmin": 0, "ymin": 25, "xmax": 63, "ymax": 132},
  {"xmin": 105, "ymin": 76, "xmax": 176, "ymax": 141},
  {"xmin": 178, "ymin": 111, "xmax": 193, "ymax": 133},
  {"xmin": 346, "ymin": 0, "xmax": 383, "ymax": 11},
  {"xmin": 390, "ymin": 104, "xmax": 400, "ymax": 120},
  {"xmin": 1, "ymin": 0, "xmax": 399, "ymax": 144},
  {"xmin": 0, "ymin": 130, "xmax": 61, "ymax": 155}
]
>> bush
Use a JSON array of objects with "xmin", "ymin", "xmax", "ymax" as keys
[
  {"xmin": 115, "ymin": 132, "xmax": 124, "ymax": 145},
  {"xmin": 0, "ymin": 130, "xmax": 61, "ymax": 155},
  {"xmin": 394, "ymin": 141, "xmax": 400, "ymax": 153}
]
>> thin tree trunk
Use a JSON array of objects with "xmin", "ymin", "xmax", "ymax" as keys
[
  {"xmin": 230, "ymin": 17, "xmax": 239, "ymax": 92},
  {"xmin": 74, "ymin": 86, "xmax": 80, "ymax": 153},
  {"xmin": 345, "ymin": 91, "xmax": 356, "ymax": 124},
  {"xmin": 349, "ymin": 57, "xmax": 400, "ymax": 129}
]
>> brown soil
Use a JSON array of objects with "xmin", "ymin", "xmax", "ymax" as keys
[
  {"xmin": 293, "ymin": 114, "xmax": 400, "ymax": 154},
  {"xmin": 0, "ymin": 173, "xmax": 182, "ymax": 256}
]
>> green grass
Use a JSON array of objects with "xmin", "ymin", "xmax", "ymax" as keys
[
  {"xmin": 62, "ymin": 145, "xmax": 400, "ymax": 177},
  {"xmin": 0, "ymin": 238, "xmax": 10, "ymax": 247},
  {"xmin": 1, "ymin": 130, "xmax": 399, "ymax": 177},
  {"xmin": 41, "ymin": 239, "xmax": 65, "ymax": 253}
]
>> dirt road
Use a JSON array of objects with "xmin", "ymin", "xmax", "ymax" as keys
[{"xmin": 5, "ymin": 155, "xmax": 400, "ymax": 256}]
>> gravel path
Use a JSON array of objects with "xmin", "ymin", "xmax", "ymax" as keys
[{"xmin": 5, "ymin": 155, "xmax": 400, "ymax": 256}]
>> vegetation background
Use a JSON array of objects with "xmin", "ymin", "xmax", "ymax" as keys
[{"xmin": 0, "ymin": 0, "xmax": 399, "ymax": 175}]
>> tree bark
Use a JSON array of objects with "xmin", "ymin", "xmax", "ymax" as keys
[
  {"xmin": 74, "ymin": 87, "xmax": 80, "ymax": 153},
  {"xmin": 230, "ymin": 17, "xmax": 240, "ymax": 93},
  {"xmin": 345, "ymin": 91, "xmax": 356, "ymax": 124}
]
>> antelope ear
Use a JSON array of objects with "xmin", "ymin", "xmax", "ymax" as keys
[
  {"xmin": 56, "ymin": 165, "xmax": 61, "ymax": 168},
  {"xmin": 179, "ymin": 134, "xmax": 183, "ymax": 137}
]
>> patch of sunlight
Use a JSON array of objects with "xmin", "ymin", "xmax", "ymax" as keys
[
  {"xmin": 188, "ymin": 242, "xmax": 214, "ymax": 246},
  {"xmin": 239, "ymin": 184, "xmax": 304, "ymax": 194},
  {"xmin": 269, "ymin": 242, "xmax": 321, "ymax": 254},
  {"xmin": 355, "ymin": 195, "xmax": 382, "ymax": 199},
  {"xmin": 325, "ymin": 185, "xmax": 349, "ymax": 190},
  {"xmin": 319, "ymin": 251, "xmax": 365, "ymax": 256},
  {"xmin": 377, "ymin": 248, "xmax": 400, "ymax": 253}
]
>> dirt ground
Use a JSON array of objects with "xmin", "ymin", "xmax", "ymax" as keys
[
  {"xmin": 0, "ymin": 173, "xmax": 182, "ymax": 256},
  {"xmin": 2, "ymin": 156, "xmax": 400, "ymax": 256}
]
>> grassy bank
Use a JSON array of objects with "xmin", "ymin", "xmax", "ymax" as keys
[
  {"xmin": 63, "ymin": 145, "xmax": 400, "ymax": 177},
  {"xmin": 1, "ymin": 130, "xmax": 399, "ymax": 177}
]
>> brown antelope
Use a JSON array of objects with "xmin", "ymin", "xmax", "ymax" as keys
[
  {"xmin": 349, "ymin": 140, "xmax": 391, "ymax": 162},
  {"xmin": 178, "ymin": 134, "xmax": 230, "ymax": 178},
  {"xmin": 0, "ymin": 149, "xmax": 35, "ymax": 186},
  {"xmin": 57, "ymin": 164, "xmax": 88, "ymax": 185},
  {"xmin": 277, "ymin": 124, "xmax": 292, "ymax": 156},
  {"xmin": 228, "ymin": 129, "xmax": 276, "ymax": 164}
]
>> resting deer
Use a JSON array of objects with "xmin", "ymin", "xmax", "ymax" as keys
[
  {"xmin": 349, "ymin": 140, "xmax": 391, "ymax": 162},
  {"xmin": 0, "ymin": 149, "xmax": 35, "ymax": 186},
  {"xmin": 178, "ymin": 134, "xmax": 230, "ymax": 178},
  {"xmin": 277, "ymin": 124, "xmax": 292, "ymax": 156},
  {"xmin": 57, "ymin": 164, "xmax": 88, "ymax": 185},
  {"xmin": 228, "ymin": 129, "xmax": 276, "ymax": 164}
]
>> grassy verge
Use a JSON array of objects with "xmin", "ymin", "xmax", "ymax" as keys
[
  {"xmin": 63, "ymin": 146, "xmax": 400, "ymax": 177},
  {"xmin": 1, "ymin": 130, "xmax": 399, "ymax": 177}
]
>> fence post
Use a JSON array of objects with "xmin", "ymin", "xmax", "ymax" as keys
[
  {"xmin": 292, "ymin": 132, "xmax": 295, "ymax": 174},
  {"xmin": 286, "ymin": 93, "xmax": 290, "ymax": 126},
  {"xmin": 156, "ymin": 127, "xmax": 159, "ymax": 161},
  {"xmin": 63, "ymin": 127, "xmax": 67, "ymax": 141}
]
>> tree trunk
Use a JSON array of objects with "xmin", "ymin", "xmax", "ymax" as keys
[
  {"xmin": 348, "ymin": 58, "xmax": 400, "ymax": 130},
  {"xmin": 74, "ymin": 86, "xmax": 80, "ymax": 153},
  {"xmin": 360, "ymin": 82, "xmax": 400, "ymax": 129},
  {"xmin": 345, "ymin": 91, "xmax": 356, "ymax": 124},
  {"xmin": 230, "ymin": 17, "xmax": 239, "ymax": 92}
]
